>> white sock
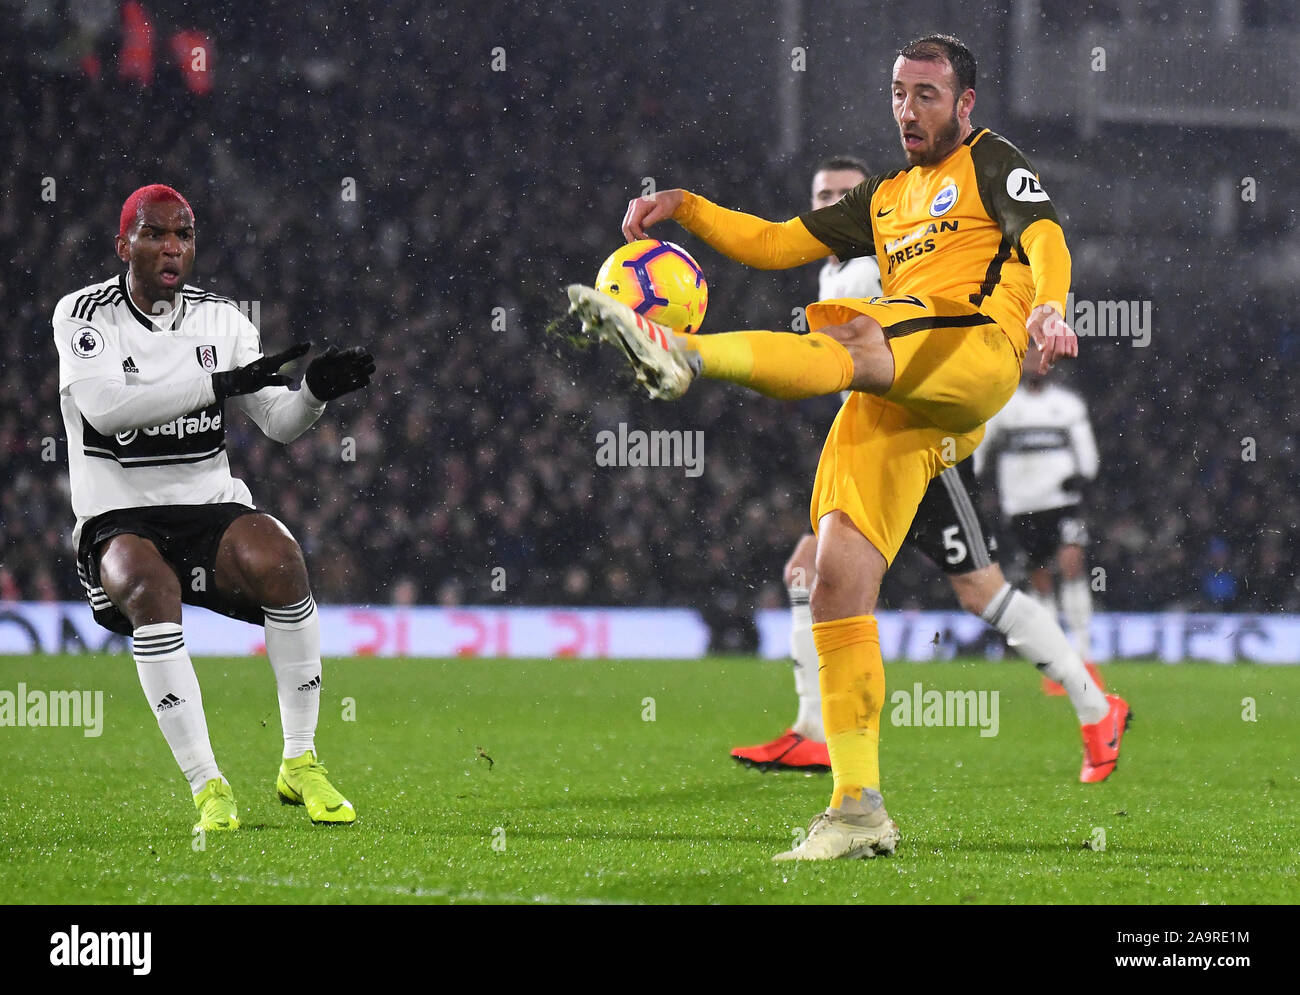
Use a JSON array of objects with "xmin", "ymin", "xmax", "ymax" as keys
[
  {"xmin": 132, "ymin": 622, "xmax": 222, "ymax": 795},
  {"xmin": 264, "ymin": 595, "xmax": 321, "ymax": 759},
  {"xmin": 788, "ymin": 587, "xmax": 824, "ymax": 742},
  {"xmin": 1060, "ymin": 577, "xmax": 1094, "ymax": 659},
  {"xmin": 982, "ymin": 583, "xmax": 1109, "ymax": 725}
]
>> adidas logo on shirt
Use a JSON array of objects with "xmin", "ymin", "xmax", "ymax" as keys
[
  {"xmin": 296, "ymin": 675, "xmax": 322, "ymax": 692},
  {"xmin": 122, "ymin": 355, "xmax": 140, "ymax": 373},
  {"xmin": 155, "ymin": 693, "xmax": 186, "ymax": 712}
]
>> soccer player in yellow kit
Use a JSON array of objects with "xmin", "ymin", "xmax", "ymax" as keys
[{"xmin": 569, "ymin": 34, "xmax": 1093, "ymax": 861}]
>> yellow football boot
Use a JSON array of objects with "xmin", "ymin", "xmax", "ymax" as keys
[
  {"xmin": 276, "ymin": 751, "xmax": 356, "ymax": 824},
  {"xmin": 193, "ymin": 778, "xmax": 240, "ymax": 832}
]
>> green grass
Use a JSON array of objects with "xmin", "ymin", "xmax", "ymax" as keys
[{"xmin": 2, "ymin": 655, "xmax": 1297, "ymax": 904}]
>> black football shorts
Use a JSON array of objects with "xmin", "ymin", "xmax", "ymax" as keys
[
  {"xmin": 905, "ymin": 458, "xmax": 999, "ymax": 575},
  {"xmin": 1009, "ymin": 505, "xmax": 1090, "ymax": 567},
  {"xmin": 76, "ymin": 503, "xmax": 264, "ymax": 635}
]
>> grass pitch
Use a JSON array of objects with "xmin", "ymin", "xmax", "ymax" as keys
[{"xmin": 2, "ymin": 654, "xmax": 1296, "ymax": 905}]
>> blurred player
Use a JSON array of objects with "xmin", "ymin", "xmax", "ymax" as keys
[
  {"xmin": 979, "ymin": 355, "xmax": 1100, "ymax": 678},
  {"xmin": 570, "ymin": 35, "xmax": 1131, "ymax": 860},
  {"xmin": 731, "ymin": 158, "xmax": 1112, "ymax": 779},
  {"xmin": 55, "ymin": 185, "xmax": 375, "ymax": 832}
]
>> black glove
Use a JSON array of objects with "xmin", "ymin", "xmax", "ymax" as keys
[
  {"xmin": 305, "ymin": 345, "xmax": 375, "ymax": 401},
  {"xmin": 1061, "ymin": 474, "xmax": 1090, "ymax": 496},
  {"xmin": 212, "ymin": 343, "xmax": 311, "ymax": 401}
]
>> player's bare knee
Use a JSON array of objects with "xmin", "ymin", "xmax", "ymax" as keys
[
  {"xmin": 811, "ymin": 514, "xmax": 886, "ymax": 618},
  {"xmin": 820, "ymin": 316, "xmax": 893, "ymax": 394},
  {"xmin": 808, "ymin": 574, "xmax": 838, "ymax": 620},
  {"xmin": 102, "ymin": 558, "xmax": 181, "ymax": 627},
  {"xmin": 219, "ymin": 515, "xmax": 310, "ymax": 607},
  {"xmin": 810, "ymin": 572, "xmax": 877, "ymax": 621},
  {"xmin": 810, "ymin": 553, "xmax": 840, "ymax": 607},
  {"xmin": 810, "ymin": 555, "xmax": 876, "ymax": 618},
  {"xmin": 125, "ymin": 585, "xmax": 180, "ymax": 627},
  {"xmin": 242, "ymin": 540, "xmax": 310, "ymax": 608}
]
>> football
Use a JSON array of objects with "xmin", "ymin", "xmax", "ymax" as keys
[{"xmin": 595, "ymin": 238, "xmax": 708, "ymax": 333}]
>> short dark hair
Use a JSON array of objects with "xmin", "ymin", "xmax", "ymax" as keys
[
  {"xmin": 898, "ymin": 34, "xmax": 976, "ymax": 95},
  {"xmin": 815, "ymin": 155, "xmax": 870, "ymax": 177}
]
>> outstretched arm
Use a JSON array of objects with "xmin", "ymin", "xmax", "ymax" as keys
[
  {"xmin": 232, "ymin": 383, "xmax": 325, "ymax": 444},
  {"xmin": 622, "ymin": 189, "xmax": 832, "ymax": 270},
  {"xmin": 70, "ymin": 375, "xmax": 216, "ymax": 436},
  {"xmin": 67, "ymin": 342, "xmax": 308, "ymax": 435},
  {"xmin": 234, "ymin": 345, "xmax": 374, "ymax": 444}
]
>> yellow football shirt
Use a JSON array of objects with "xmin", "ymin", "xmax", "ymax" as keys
[{"xmin": 799, "ymin": 128, "xmax": 1068, "ymax": 356}]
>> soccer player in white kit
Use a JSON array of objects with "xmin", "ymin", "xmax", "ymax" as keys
[
  {"xmin": 55, "ymin": 185, "xmax": 375, "ymax": 831},
  {"xmin": 730, "ymin": 159, "xmax": 1130, "ymax": 783},
  {"xmin": 979, "ymin": 361, "xmax": 1100, "ymax": 664}
]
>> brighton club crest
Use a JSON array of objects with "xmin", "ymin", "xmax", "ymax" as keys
[{"xmin": 195, "ymin": 344, "xmax": 217, "ymax": 371}]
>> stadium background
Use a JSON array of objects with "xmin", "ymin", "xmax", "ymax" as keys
[{"xmin": 3, "ymin": 0, "xmax": 1297, "ymax": 650}]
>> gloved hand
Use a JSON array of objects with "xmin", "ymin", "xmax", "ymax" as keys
[
  {"xmin": 1061, "ymin": 474, "xmax": 1090, "ymax": 496},
  {"xmin": 305, "ymin": 345, "xmax": 376, "ymax": 401},
  {"xmin": 212, "ymin": 343, "xmax": 311, "ymax": 401}
]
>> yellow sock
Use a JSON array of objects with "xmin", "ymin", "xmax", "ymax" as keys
[
  {"xmin": 676, "ymin": 330, "xmax": 854, "ymax": 400},
  {"xmin": 812, "ymin": 615, "xmax": 884, "ymax": 808}
]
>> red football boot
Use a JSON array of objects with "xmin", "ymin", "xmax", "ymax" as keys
[
  {"xmin": 730, "ymin": 729, "xmax": 830, "ymax": 772},
  {"xmin": 1079, "ymin": 694, "xmax": 1132, "ymax": 783}
]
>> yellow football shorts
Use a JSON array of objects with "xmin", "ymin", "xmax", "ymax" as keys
[{"xmin": 807, "ymin": 294, "xmax": 1021, "ymax": 564}]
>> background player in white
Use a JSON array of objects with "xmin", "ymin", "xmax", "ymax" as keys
[
  {"xmin": 979, "ymin": 355, "xmax": 1100, "ymax": 672},
  {"xmin": 55, "ymin": 184, "xmax": 375, "ymax": 831},
  {"xmin": 730, "ymin": 158, "xmax": 1121, "ymax": 782}
]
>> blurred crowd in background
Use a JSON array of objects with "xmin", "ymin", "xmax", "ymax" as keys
[{"xmin": 3, "ymin": 1, "xmax": 1297, "ymax": 646}]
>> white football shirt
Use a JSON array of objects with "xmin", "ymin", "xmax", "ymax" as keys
[
  {"xmin": 977, "ymin": 381, "xmax": 1099, "ymax": 517},
  {"xmin": 818, "ymin": 255, "xmax": 882, "ymax": 303},
  {"xmin": 54, "ymin": 273, "xmax": 325, "ymax": 544}
]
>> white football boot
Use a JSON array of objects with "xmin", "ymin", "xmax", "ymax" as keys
[
  {"xmin": 566, "ymin": 284, "xmax": 698, "ymax": 400},
  {"xmin": 772, "ymin": 789, "xmax": 900, "ymax": 862}
]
